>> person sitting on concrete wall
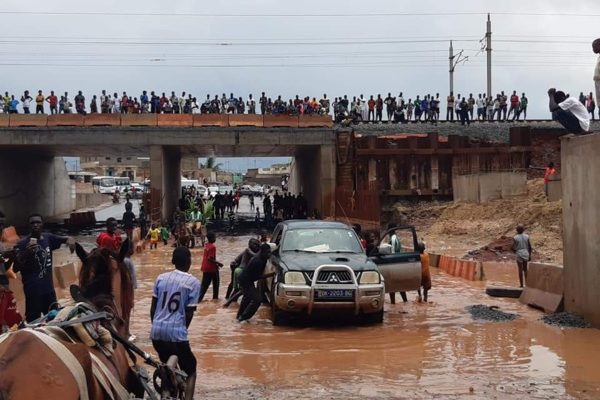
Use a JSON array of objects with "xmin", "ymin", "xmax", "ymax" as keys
[{"xmin": 548, "ymin": 88, "xmax": 590, "ymax": 134}]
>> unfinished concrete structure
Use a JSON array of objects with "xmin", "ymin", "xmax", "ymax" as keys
[{"xmin": 561, "ymin": 133, "xmax": 600, "ymax": 327}]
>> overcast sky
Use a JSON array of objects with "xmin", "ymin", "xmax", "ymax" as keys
[{"xmin": 2, "ymin": 0, "xmax": 599, "ymax": 171}]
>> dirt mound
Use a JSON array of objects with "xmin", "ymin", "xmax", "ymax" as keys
[{"xmin": 392, "ymin": 179, "xmax": 563, "ymax": 263}]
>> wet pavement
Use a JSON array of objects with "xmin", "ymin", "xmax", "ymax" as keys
[{"xmin": 118, "ymin": 236, "xmax": 600, "ymax": 400}]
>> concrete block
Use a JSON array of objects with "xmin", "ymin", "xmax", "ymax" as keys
[
  {"xmin": 428, "ymin": 253, "xmax": 440, "ymax": 268},
  {"xmin": 452, "ymin": 174, "xmax": 480, "ymax": 202},
  {"xmin": 9, "ymin": 114, "xmax": 48, "ymax": 127},
  {"xmin": 47, "ymin": 114, "xmax": 85, "ymax": 127},
  {"xmin": 562, "ymin": 133, "xmax": 600, "ymax": 326},
  {"xmin": 547, "ymin": 179, "xmax": 562, "ymax": 202},
  {"xmin": 479, "ymin": 172, "xmax": 503, "ymax": 202},
  {"xmin": 84, "ymin": 113, "xmax": 121, "ymax": 126},
  {"xmin": 0, "ymin": 115, "xmax": 9, "ymax": 127},
  {"xmin": 264, "ymin": 115, "xmax": 299, "ymax": 128},
  {"xmin": 500, "ymin": 171, "xmax": 527, "ymax": 198},
  {"xmin": 298, "ymin": 115, "xmax": 333, "ymax": 128},
  {"xmin": 519, "ymin": 262, "xmax": 564, "ymax": 313},
  {"xmin": 192, "ymin": 114, "xmax": 229, "ymax": 127},
  {"xmin": 121, "ymin": 114, "xmax": 158, "ymax": 127},
  {"xmin": 157, "ymin": 114, "xmax": 193, "ymax": 127},
  {"xmin": 53, "ymin": 262, "xmax": 79, "ymax": 289},
  {"xmin": 228, "ymin": 114, "xmax": 263, "ymax": 127}
]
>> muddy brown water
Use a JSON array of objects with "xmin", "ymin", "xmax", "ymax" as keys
[{"xmin": 61, "ymin": 236, "xmax": 600, "ymax": 398}]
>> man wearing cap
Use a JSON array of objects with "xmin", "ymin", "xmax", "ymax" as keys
[{"xmin": 14, "ymin": 214, "xmax": 75, "ymax": 322}]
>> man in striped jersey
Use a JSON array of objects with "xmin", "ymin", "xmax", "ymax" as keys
[{"xmin": 150, "ymin": 246, "xmax": 200, "ymax": 398}]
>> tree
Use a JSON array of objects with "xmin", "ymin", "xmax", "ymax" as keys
[{"xmin": 201, "ymin": 156, "xmax": 223, "ymax": 171}]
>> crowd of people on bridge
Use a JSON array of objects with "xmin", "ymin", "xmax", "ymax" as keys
[{"xmin": 1, "ymin": 88, "xmax": 597, "ymax": 129}]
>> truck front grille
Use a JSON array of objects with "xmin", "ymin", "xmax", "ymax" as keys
[{"xmin": 305, "ymin": 270, "xmax": 354, "ymax": 284}]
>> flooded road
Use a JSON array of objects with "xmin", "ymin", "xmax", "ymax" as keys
[{"xmin": 113, "ymin": 235, "xmax": 600, "ymax": 399}]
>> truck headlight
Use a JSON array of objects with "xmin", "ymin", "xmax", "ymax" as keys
[
  {"xmin": 360, "ymin": 271, "xmax": 381, "ymax": 284},
  {"xmin": 284, "ymin": 271, "xmax": 306, "ymax": 285}
]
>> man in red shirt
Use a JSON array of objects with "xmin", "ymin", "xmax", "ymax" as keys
[
  {"xmin": 508, "ymin": 90, "xmax": 520, "ymax": 120},
  {"xmin": 543, "ymin": 162, "xmax": 557, "ymax": 198},
  {"xmin": 46, "ymin": 91, "xmax": 58, "ymax": 115},
  {"xmin": 367, "ymin": 95, "xmax": 376, "ymax": 122},
  {"xmin": 198, "ymin": 232, "xmax": 223, "ymax": 302},
  {"xmin": 96, "ymin": 218, "xmax": 122, "ymax": 252}
]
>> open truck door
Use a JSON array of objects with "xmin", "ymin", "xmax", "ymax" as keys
[{"xmin": 368, "ymin": 226, "xmax": 422, "ymax": 293}]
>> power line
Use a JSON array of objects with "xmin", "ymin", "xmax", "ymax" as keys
[
  {"xmin": 0, "ymin": 39, "xmax": 479, "ymax": 46},
  {"xmin": 1, "ymin": 11, "xmax": 599, "ymax": 17}
]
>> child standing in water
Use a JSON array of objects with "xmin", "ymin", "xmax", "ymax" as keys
[
  {"xmin": 146, "ymin": 223, "xmax": 160, "ymax": 250},
  {"xmin": 417, "ymin": 241, "xmax": 432, "ymax": 302}
]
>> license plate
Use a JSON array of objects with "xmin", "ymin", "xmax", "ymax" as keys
[{"xmin": 315, "ymin": 289, "xmax": 354, "ymax": 299}]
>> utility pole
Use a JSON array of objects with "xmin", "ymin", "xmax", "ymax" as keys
[
  {"xmin": 449, "ymin": 41, "xmax": 468, "ymax": 95},
  {"xmin": 449, "ymin": 41, "xmax": 454, "ymax": 94},
  {"xmin": 486, "ymin": 13, "xmax": 492, "ymax": 97}
]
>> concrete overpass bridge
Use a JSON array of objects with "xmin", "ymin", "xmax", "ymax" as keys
[{"xmin": 0, "ymin": 113, "xmax": 335, "ymax": 225}]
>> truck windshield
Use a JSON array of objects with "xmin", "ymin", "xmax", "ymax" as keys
[{"xmin": 282, "ymin": 228, "xmax": 363, "ymax": 254}]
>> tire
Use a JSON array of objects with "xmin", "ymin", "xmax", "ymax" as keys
[
  {"xmin": 270, "ymin": 282, "xmax": 286, "ymax": 326},
  {"xmin": 361, "ymin": 310, "xmax": 384, "ymax": 325},
  {"xmin": 485, "ymin": 286, "xmax": 523, "ymax": 298}
]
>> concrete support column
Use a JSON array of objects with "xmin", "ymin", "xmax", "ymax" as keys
[
  {"xmin": 410, "ymin": 157, "xmax": 418, "ymax": 189},
  {"xmin": 431, "ymin": 156, "xmax": 439, "ymax": 191},
  {"xmin": 319, "ymin": 145, "xmax": 336, "ymax": 218},
  {"xmin": 294, "ymin": 145, "xmax": 336, "ymax": 219},
  {"xmin": 389, "ymin": 159, "xmax": 398, "ymax": 190},
  {"xmin": 0, "ymin": 152, "xmax": 74, "ymax": 226},
  {"xmin": 150, "ymin": 146, "xmax": 181, "ymax": 223},
  {"xmin": 368, "ymin": 159, "xmax": 377, "ymax": 189}
]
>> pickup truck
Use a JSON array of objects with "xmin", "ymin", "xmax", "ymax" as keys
[{"xmin": 266, "ymin": 221, "xmax": 423, "ymax": 325}]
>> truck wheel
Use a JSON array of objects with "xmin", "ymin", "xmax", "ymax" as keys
[
  {"xmin": 271, "ymin": 303, "xmax": 286, "ymax": 326},
  {"xmin": 362, "ymin": 310, "xmax": 384, "ymax": 324}
]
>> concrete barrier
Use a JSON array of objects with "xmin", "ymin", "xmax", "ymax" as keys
[
  {"xmin": 75, "ymin": 192, "xmax": 108, "ymax": 209},
  {"xmin": 1, "ymin": 226, "xmax": 19, "ymax": 244},
  {"xmin": 428, "ymin": 253, "xmax": 440, "ymax": 268},
  {"xmin": 47, "ymin": 114, "xmax": 85, "ymax": 126},
  {"xmin": 435, "ymin": 254, "xmax": 483, "ymax": 281},
  {"xmin": 120, "ymin": 114, "xmax": 158, "ymax": 126},
  {"xmin": 547, "ymin": 179, "xmax": 562, "ymax": 202},
  {"xmin": 298, "ymin": 115, "xmax": 333, "ymax": 128},
  {"xmin": 264, "ymin": 115, "xmax": 299, "ymax": 128},
  {"xmin": 192, "ymin": 114, "xmax": 229, "ymax": 127},
  {"xmin": 84, "ymin": 113, "xmax": 121, "ymax": 126},
  {"xmin": 228, "ymin": 114, "xmax": 263, "ymax": 127},
  {"xmin": 453, "ymin": 172, "xmax": 527, "ymax": 203},
  {"xmin": 53, "ymin": 262, "xmax": 80, "ymax": 289},
  {"xmin": 69, "ymin": 211, "xmax": 96, "ymax": 226},
  {"xmin": 158, "ymin": 114, "xmax": 193, "ymax": 127},
  {"xmin": 519, "ymin": 262, "xmax": 564, "ymax": 313},
  {"xmin": 9, "ymin": 114, "xmax": 48, "ymax": 127},
  {"xmin": 0, "ymin": 115, "xmax": 9, "ymax": 127}
]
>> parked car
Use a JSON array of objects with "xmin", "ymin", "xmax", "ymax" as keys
[{"xmin": 266, "ymin": 220, "xmax": 386, "ymax": 325}]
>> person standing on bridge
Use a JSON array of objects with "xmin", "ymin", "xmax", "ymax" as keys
[
  {"xmin": 14, "ymin": 214, "xmax": 75, "ymax": 322},
  {"xmin": 512, "ymin": 224, "xmax": 532, "ymax": 288},
  {"xmin": 35, "ymin": 90, "xmax": 45, "ymax": 114},
  {"xmin": 20, "ymin": 91, "xmax": 32, "ymax": 114}
]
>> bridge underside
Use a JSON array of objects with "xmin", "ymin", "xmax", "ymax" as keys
[{"xmin": 0, "ymin": 127, "xmax": 336, "ymax": 225}]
